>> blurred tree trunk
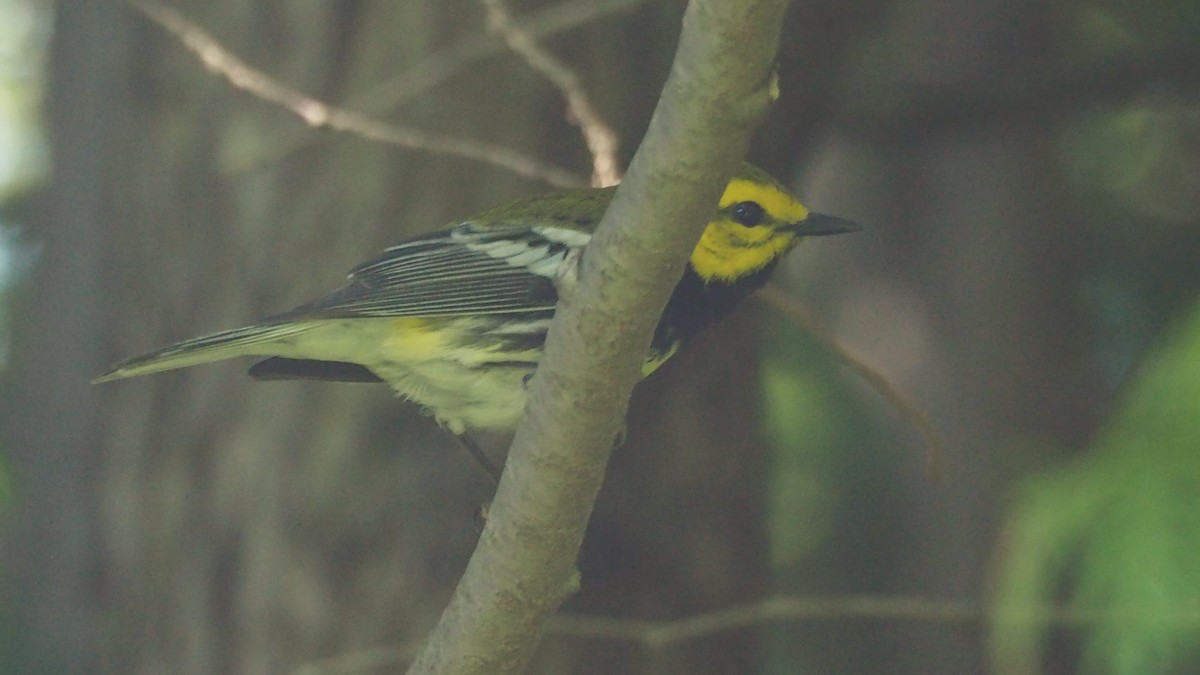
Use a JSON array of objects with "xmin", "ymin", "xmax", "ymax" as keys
[
  {"xmin": 2, "ymin": 3, "xmax": 123, "ymax": 672},
  {"xmin": 5, "ymin": 1, "xmax": 775, "ymax": 673},
  {"xmin": 801, "ymin": 1, "xmax": 1100, "ymax": 673}
]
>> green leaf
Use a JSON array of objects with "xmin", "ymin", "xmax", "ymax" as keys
[{"xmin": 990, "ymin": 301, "xmax": 1200, "ymax": 674}]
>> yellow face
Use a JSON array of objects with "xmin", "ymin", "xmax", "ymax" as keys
[{"xmin": 689, "ymin": 176, "xmax": 811, "ymax": 283}]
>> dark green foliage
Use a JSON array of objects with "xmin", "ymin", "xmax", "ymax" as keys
[{"xmin": 991, "ymin": 304, "xmax": 1200, "ymax": 674}]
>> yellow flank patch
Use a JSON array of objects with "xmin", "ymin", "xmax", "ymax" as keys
[
  {"xmin": 383, "ymin": 317, "xmax": 446, "ymax": 360},
  {"xmin": 720, "ymin": 178, "xmax": 810, "ymax": 224}
]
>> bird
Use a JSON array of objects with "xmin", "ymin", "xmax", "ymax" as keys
[{"xmin": 95, "ymin": 163, "xmax": 857, "ymax": 475}]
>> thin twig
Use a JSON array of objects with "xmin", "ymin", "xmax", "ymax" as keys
[
  {"xmin": 292, "ymin": 646, "xmax": 418, "ymax": 675},
  {"xmin": 225, "ymin": 0, "xmax": 653, "ymax": 175},
  {"xmin": 548, "ymin": 596, "xmax": 977, "ymax": 648},
  {"xmin": 376, "ymin": 0, "xmax": 653, "ymax": 114},
  {"xmin": 293, "ymin": 594, "xmax": 1200, "ymax": 672},
  {"xmin": 125, "ymin": 0, "xmax": 585, "ymax": 189},
  {"xmin": 757, "ymin": 285, "xmax": 948, "ymax": 480},
  {"xmin": 548, "ymin": 596, "xmax": 1200, "ymax": 647},
  {"xmin": 482, "ymin": 0, "xmax": 623, "ymax": 187}
]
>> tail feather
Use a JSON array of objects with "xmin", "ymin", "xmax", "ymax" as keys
[{"xmin": 93, "ymin": 322, "xmax": 316, "ymax": 383}]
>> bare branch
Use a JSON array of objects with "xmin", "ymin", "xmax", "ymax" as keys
[
  {"xmin": 292, "ymin": 646, "xmax": 418, "ymax": 675},
  {"xmin": 297, "ymin": 594, "xmax": 1200, "ymax": 671},
  {"xmin": 125, "ymin": 0, "xmax": 585, "ymax": 188},
  {"xmin": 548, "ymin": 596, "xmax": 1200, "ymax": 647},
  {"xmin": 406, "ymin": 0, "xmax": 793, "ymax": 671},
  {"xmin": 757, "ymin": 286, "xmax": 948, "ymax": 479},
  {"xmin": 375, "ymin": 0, "xmax": 655, "ymax": 113},
  {"xmin": 547, "ymin": 596, "xmax": 978, "ymax": 647},
  {"xmin": 225, "ymin": 0, "xmax": 653, "ymax": 175},
  {"xmin": 482, "ymin": 0, "xmax": 623, "ymax": 187}
]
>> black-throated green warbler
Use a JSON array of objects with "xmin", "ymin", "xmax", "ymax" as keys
[{"xmin": 96, "ymin": 164, "xmax": 856, "ymax": 442}]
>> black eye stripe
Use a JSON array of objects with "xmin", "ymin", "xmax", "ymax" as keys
[{"xmin": 730, "ymin": 201, "xmax": 766, "ymax": 227}]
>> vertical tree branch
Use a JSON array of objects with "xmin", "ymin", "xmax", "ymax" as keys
[{"xmin": 407, "ymin": 0, "xmax": 793, "ymax": 672}]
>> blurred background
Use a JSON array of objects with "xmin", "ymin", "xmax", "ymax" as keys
[{"xmin": 2, "ymin": 0, "xmax": 1199, "ymax": 673}]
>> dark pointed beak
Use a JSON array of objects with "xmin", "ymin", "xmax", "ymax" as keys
[{"xmin": 792, "ymin": 213, "xmax": 861, "ymax": 236}]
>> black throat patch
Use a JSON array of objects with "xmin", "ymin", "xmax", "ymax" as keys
[{"xmin": 651, "ymin": 261, "xmax": 779, "ymax": 354}]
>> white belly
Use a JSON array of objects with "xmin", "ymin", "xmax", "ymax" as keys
[
  {"xmin": 276, "ymin": 317, "xmax": 542, "ymax": 434},
  {"xmin": 370, "ymin": 357, "xmax": 532, "ymax": 434}
]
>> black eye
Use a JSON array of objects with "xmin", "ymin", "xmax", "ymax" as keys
[{"xmin": 730, "ymin": 201, "xmax": 766, "ymax": 227}]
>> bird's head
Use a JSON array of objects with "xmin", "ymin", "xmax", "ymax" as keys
[{"xmin": 690, "ymin": 164, "xmax": 858, "ymax": 283}]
